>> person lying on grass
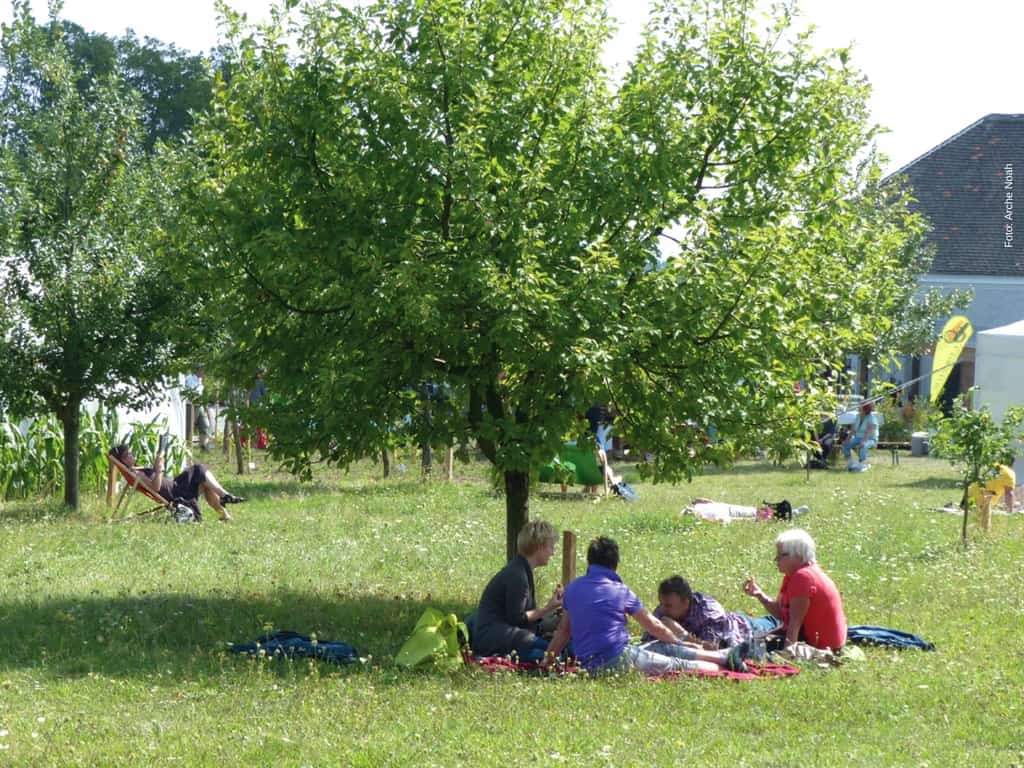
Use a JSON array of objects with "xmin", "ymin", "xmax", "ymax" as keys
[
  {"xmin": 109, "ymin": 444, "xmax": 245, "ymax": 522},
  {"xmin": 543, "ymin": 536, "xmax": 760, "ymax": 675},
  {"xmin": 646, "ymin": 575, "xmax": 781, "ymax": 649},
  {"xmin": 744, "ymin": 528, "xmax": 847, "ymax": 652},
  {"xmin": 471, "ymin": 520, "xmax": 564, "ymax": 662}
]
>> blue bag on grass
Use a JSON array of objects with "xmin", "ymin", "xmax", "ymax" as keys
[{"xmin": 229, "ymin": 630, "xmax": 360, "ymax": 664}]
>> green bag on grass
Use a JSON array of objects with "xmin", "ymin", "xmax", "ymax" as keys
[{"xmin": 395, "ymin": 608, "xmax": 468, "ymax": 669}]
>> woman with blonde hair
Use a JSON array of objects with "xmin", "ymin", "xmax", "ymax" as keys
[{"xmin": 471, "ymin": 520, "xmax": 563, "ymax": 661}]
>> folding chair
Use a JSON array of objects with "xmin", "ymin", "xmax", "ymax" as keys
[{"xmin": 106, "ymin": 454, "xmax": 173, "ymax": 522}]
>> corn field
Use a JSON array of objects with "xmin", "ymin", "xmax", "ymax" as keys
[{"xmin": 0, "ymin": 407, "xmax": 187, "ymax": 501}]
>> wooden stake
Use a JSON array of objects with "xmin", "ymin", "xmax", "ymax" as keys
[
  {"xmin": 106, "ymin": 459, "xmax": 117, "ymax": 507},
  {"xmin": 561, "ymin": 530, "xmax": 577, "ymax": 586}
]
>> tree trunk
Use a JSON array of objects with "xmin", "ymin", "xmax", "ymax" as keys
[
  {"xmin": 60, "ymin": 400, "xmax": 82, "ymax": 509},
  {"xmin": 960, "ymin": 486, "xmax": 970, "ymax": 545},
  {"xmin": 232, "ymin": 414, "xmax": 245, "ymax": 474},
  {"xmin": 504, "ymin": 470, "xmax": 530, "ymax": 562},
  {"xmin": 231, "ymin": 392, "xmax": 245, "ymax": 475},
  {"xmin": 421, "ymin": 441, "xmax": 433, "ymax": 479},
  {"xmin": 382, "ymin": 448, "xmax": 391, "ymax": 478}
]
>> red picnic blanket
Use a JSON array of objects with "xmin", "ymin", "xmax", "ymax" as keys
[
  {"xmin": 469, "ymin": 655, "xmax": 579, "ymax": 675},
  {"xmin": 468, "ymin": 654, "xmax": 798, "ymax": 680},
  {"xmin": 654, "ymin": 661, "xmax": 801, "ymax": 681}
]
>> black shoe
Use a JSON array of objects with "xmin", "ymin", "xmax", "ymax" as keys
[{"xmin": 220, "ymin": 493, "xmax": 246, "ymax": 505}]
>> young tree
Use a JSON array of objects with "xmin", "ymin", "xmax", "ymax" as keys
[
  {"xmin": 930, "ymin": 390, "xmax": 1024, "ymax": 544},
  {"xmin": 0, "ymin": 1, "xmax": 184, "ymax": 508},
  {"xmin": 187, "ymin": 0, "xmax": 931, "ymax": 558}
]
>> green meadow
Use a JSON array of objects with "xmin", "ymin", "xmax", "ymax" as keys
[{"xmin": 1, "ymin": 453, "xmax": 1022, "ymax": 767}]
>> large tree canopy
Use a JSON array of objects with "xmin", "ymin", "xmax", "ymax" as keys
[
  {"xmin": 186, "ymin": 0, "xmax": 930, "ymax": 557},
  {"xmin": 68, "ymin": 24, "xmax": 214, "ymax": 151},
  {"xmin": 0, "ymin": 1, "xmax": 185, "ymax": 508}
]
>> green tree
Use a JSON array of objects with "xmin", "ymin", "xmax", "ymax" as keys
[
  {"xmin": 58, "ymin": 21, "xmax": 214, "ymax": 151},
  {"xmin": 0, "ymin": 1, "xmax": 184, "ymax": 508},
  {"xmin": 186, "ymin": 0, "xmax": 933, "ymax": 558},
  {"xmin": 930, "ymin": 389, "xmax": 1024, "ymax": 544}
]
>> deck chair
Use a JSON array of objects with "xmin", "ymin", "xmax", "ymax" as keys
[{"xmin": 106, "ymin": 454, "xmax": 173, "ymax": 522}]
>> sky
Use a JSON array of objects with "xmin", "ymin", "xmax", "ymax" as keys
[{"xmin": 2, "ymin": 0, "xmax": 1021, "ymax": 175}]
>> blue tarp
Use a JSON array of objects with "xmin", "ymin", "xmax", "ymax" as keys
[
  {"xmin": 229, "ymin": 630, "xmax": 360, "ymax": 664},
  {"xmin": 846, "ymin": 625, "xmax": 936, "ymax": 651}
]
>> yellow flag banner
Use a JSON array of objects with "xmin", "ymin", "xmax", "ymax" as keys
[{"xmin": 930, "ymin": 315, "xmax": 974, "ymax": 403}]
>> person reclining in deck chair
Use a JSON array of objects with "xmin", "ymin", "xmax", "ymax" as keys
[{"xmin": 109, "ymin": 444, "xmax": 245, "ymax": 522}]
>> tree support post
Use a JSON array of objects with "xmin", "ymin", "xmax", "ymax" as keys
[{"xmin": 561, "ymin": 530, "xmax": 577, "ymax": 587}]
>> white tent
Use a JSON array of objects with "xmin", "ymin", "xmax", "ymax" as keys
[
  {"xmin": 974, "ymin": 319, "xmax": 1024, "ymax": 422},
  {"xmin": 115, "ymin": 388, "xmax": 187, "ymax": 442},
  {"xmin": 83, "ymin": 379, "xmax": 188, "ymax": 445},
  {"xmin": 975, "ymin": 319, "xmax": 1024, "ymax": 476}
]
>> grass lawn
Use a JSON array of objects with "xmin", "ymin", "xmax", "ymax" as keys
[{"xmin": 1, "ymin": 450, "xmax": 1022, "ymax": 766}]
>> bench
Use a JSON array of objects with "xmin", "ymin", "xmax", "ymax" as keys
[{"xmin": 876, "ymin": 441, "xmax": 911, "ymax": 466}]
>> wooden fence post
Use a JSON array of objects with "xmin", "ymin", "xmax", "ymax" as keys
[
  {"xmin": 561, "ymin": 530, "xmax": 577, "ymax": 586},
  {"xmin": 106, "ymin": 459, "xmax": 117, "ymax": 507}
]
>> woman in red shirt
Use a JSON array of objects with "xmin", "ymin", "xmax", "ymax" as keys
[{"xmin": 744, "ymin": 529, "xmax": 847, "ymax": 651}]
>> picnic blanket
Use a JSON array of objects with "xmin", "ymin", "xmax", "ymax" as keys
[
  {"xmin": 468, "ymin": 655, "xmax": 797, "ymax": 681},
  {"xmin": 229, "ymin": 630, "xmax": 360, "ymax": 664},
  {"xmin": 469, "ymin": 655, "xmax": 579, "ymax": 675},
  {"xmin": 655, "ymin": 661, "xmax": 801, "ymax": 681}
]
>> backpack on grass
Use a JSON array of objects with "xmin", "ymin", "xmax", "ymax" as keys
[{"xmin": 764, "ymin": 500, "xmax": 792, "ymax": 521}]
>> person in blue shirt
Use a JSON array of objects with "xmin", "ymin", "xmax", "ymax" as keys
[
  {"xmin": 543, "ymin": 537, "xmax": 755, "ymax": 675},
  {"xmin": 842, "ymin": 402, "xmax": 879, "ymax": 472}
]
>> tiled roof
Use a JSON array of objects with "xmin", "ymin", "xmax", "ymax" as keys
[{"xmin": 887, "ymin": 114, "xmax": 1024, "ymax": 277}]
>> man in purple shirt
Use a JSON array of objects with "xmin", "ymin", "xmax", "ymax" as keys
[
  {"xmin": 645, "ymin": 576, "xmax": 781, "ymax": 648},
  {"xmin": 543, "ymin": 538, "xmax": 755, "ymax": 675}
]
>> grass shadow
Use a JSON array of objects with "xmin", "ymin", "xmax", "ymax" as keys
[
  {"xmin": 702, "ymin": 461, "xmax": 802, "ymax": 476},
  {"xmin": 900, "ymin": 477, "xmax": 962, "ymax": 491},
  {"xmin": 190, "ymin": 475, "xmax": 443, "ymax": 504},
  {"xmin": 0, "ymin": 591, "xmax": 475, "ymax": 682},
  {"xmin": 0, "ymin": 497, "xmax": 83, "ymax": 524}
]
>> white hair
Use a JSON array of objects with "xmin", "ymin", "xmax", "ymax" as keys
[{"xmin": 775, "ymin": 528, "xmax": 817, "ymax": 565}]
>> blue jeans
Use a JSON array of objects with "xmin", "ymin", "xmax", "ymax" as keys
[
  {"xmin": 742, "ymin": 614, "xmax": 782, "ymax": 635},
  {"xmin": 596, "ymin": 643, "xmax": 703, "ymax": 676},
  {"xmin": 517, "ymin": 636, "xmax": 549, "ymax": 663},
  {"xmin": 843, "ymin": 436, "xmax": 876, "ymax": 462}
]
